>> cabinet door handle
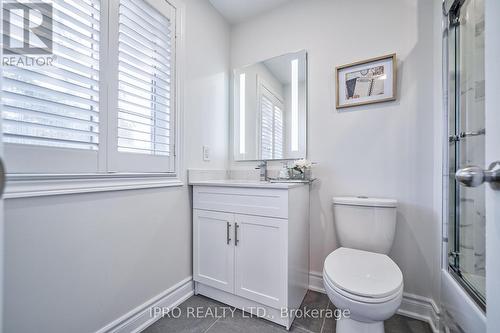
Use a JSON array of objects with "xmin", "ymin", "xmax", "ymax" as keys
[
  {"xmin": 226, "ymin": 222, "xmax": 231, "ymax": 245},
  {"xmin": 235, "ymin": 222, "xmax": 239, "ymax": 246}
]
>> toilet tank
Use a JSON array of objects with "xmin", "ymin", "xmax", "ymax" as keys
[{"xmin": 333, "ymin": 196, "xmax": 398, "ymax": 254}]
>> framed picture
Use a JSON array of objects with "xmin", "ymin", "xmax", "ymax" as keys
[{"xmin": 336, "ymin": 53, "xmax": 397, "ymax": 109}]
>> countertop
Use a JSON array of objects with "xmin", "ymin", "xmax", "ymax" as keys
[{"xmin": 189, "ymin": 179, "xmax": 309, "ymax": 189}]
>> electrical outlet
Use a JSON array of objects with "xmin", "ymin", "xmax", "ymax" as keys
[{"xmin": 203, "ymin": 145, "xmax": 210, "ymax": 161}]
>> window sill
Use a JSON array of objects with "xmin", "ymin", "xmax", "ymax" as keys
[{"xmin": 4, "ymin": 173, "xmax": 185, "ymax": 199}]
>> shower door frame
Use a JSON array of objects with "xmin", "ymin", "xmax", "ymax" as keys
[{"xmin": 443, "ymin": 0, "xmax": 486, "ymax": 313}]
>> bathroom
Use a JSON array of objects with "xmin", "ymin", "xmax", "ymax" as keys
[{"xmin": 0, "ymin": 0, "xmax": 499, "ymax": 332}]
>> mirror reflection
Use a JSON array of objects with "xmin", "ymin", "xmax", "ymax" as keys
[{"xmin": 233, "ymin": 50, "xmax": 307, "ymax": 161}]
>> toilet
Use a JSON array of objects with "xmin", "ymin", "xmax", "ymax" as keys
[{"xmin": 323, "ymin": 196, "xmax": 403, "ymax": 333}]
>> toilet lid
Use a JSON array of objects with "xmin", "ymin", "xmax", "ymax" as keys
[{"xmin": 324, "ymin": 247, "xmax": 403, "ymax": 298}]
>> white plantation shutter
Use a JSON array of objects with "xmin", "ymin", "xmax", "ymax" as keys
[
  {"xmin": 2, "ymin": 0, "xmax": 101, "ymax": 173},
  {"xmin": 260, "ymin": 86, "xmax": 284, "ymax": 160},
  {"xmin": 109, "ymin": 0, "xmax": 176, "ymax": 173},
  {"xmin": 261, "ymin": 94, "xmax": 274, "ymax": 160},
  {"xmin": 1, "ymin": 0, "xmax": 177, "ymax": 176}
]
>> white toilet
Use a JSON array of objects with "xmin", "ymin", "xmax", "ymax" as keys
[{"xmin": 323, "ymin": 196, "xmax": 403, "ymax": 333}]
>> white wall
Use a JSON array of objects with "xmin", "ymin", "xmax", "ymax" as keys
[
  {"xmin": 230, "ymin": 0, "xmax": 442, "ymax": 301},
  {"xmin": 3, "ymin": 0, "xmax": 230, "ymax": 332},
  {"xmin": 185, "ymin": 0, "xmax": 230, "ymax": 169}
]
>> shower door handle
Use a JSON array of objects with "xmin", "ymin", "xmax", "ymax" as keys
[
  {"xmin": 455, "ymin": 161, "xmax": 500, "ymax": 190},
  {"xmin": 0, "ymin": 158, "xmax": 5, "ymax": 198}
]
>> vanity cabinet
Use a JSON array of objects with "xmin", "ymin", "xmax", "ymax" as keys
[
  {"xmin": 193, "ymin": 210, "xmax": 235, "ymax": 293},
  {"xmin": 233, "ymin": 214, "xmax": 287, "ymax": 309},
  {"xmin": 192, "ymin": 183, "xmax": 310, "ymax": 329}
]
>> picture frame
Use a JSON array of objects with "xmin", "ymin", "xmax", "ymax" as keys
[{"xmin": 336, "ymin": 53, "xmax": 397, "ymax": 109}]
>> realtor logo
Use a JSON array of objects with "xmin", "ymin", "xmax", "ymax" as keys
[{"xmin": 3, "ymin": 2, "xmax": 53, "ymax": 55}]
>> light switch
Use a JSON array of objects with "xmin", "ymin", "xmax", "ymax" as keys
[{"xmin": 203, "ymin": 145, "xmax": 210, "ymax": 161}]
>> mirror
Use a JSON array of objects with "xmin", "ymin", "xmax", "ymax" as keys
[{"xmin": 233, "ymin": 50, "xmax": 307, "ymax": 161}]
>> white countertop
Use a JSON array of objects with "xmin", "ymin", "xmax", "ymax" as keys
[{"xmin": 189, "ymin": 179, "xmax": 309, "ymax": 189}]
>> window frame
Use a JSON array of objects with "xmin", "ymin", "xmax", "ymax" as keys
[{"xmin": 3, "ymin": 0, "xmax": 185, "ymax": 198}]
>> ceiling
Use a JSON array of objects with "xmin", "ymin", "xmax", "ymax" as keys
[{"xmin": 208, "ymin": 0, "xmax": 291, "ymax": 24}]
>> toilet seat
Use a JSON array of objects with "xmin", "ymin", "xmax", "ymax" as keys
[
  {"xmin": 323, "ymin": 272, "xmax": 403, "ymax": 304},
  {"xmin": 323, "ymin": 247, "xmax": 403, "ymax": 303}
]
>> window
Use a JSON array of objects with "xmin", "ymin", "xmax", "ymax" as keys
[
  {"xmin": 260, "ymin": 86, "xmax": 284, "ymax": 160},
  {"xmin": 109, "ymin": 0, "xmax": 176, "ymax": 172},
  {"xmin": 1, "ymin": 0, "xmax": 177, "ymax": 175},
  {"xmin": 2, "ymin": 0, "xmax": 101, "ymax": 173}
]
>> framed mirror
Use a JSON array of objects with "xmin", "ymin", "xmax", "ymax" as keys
[{"xmin": 233, "ymin": 50, "xmax": 307, "ymax": 161}]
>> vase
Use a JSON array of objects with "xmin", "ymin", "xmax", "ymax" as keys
[
  {"xmin": 303, "ymin": 168, "xmax": 312, "ymax": 180},
  {"xmin": 289, "ymin": 168, "xmax": 305, "ymax": 180}
]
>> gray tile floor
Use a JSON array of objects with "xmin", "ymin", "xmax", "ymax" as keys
[{"xmin": 144, "ymin": 290, "xmax": 433, "ymax": 333}]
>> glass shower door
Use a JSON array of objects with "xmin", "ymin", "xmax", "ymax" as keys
[{"xmin": 447, "ymin": 0, "xmax": 486, "ymax": 309}]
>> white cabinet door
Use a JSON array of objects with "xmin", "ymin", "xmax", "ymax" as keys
[
  {"xmin": 234, "ymin": 214, "xmax": 287, "ymax": 308},
  {"xmin": 193, "ymin": 210, "xmax": 234, "ymax": 293}
]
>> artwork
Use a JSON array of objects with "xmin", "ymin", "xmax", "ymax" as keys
[{"xmin": 336, "ymin": 54, "xmax": 396, "ymax": 109}]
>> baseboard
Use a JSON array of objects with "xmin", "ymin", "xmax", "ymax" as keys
[
  {"xmin": 308, "ymin": 271, "xmax": 440, "ymax": 333},
  {"xmin": 95, "ymin": 277, "xmax": 194, "ymax": 333},
  {"xmin": 398, "ymin": 293, "xmax": 440, "ymax": 333},
  {"xmin": 308, "ymin": 270, "xmax": 325, "ymax": 294}
]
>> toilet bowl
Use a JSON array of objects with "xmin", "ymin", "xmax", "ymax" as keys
[
  {"xmin": 323, "ymin": 247, "xmax": 403, "ymax": 333},
  {"xmin": 323, "ymin": 197, "xmax": 402, "ymax": 333}
]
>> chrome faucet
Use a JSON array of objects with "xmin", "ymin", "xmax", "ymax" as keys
[{"xmin": 256, "ymin": 161, "xmax": 268, "ymax": 181}]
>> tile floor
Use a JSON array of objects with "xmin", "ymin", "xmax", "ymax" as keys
[{"xmin": 144, "ymin": 290, "xmax": 433, "ymax": 333}]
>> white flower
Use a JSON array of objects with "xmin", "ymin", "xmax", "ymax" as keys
[{"xmin": 293, "ymin": 159, "xmax": 312, "ymax": 171}]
